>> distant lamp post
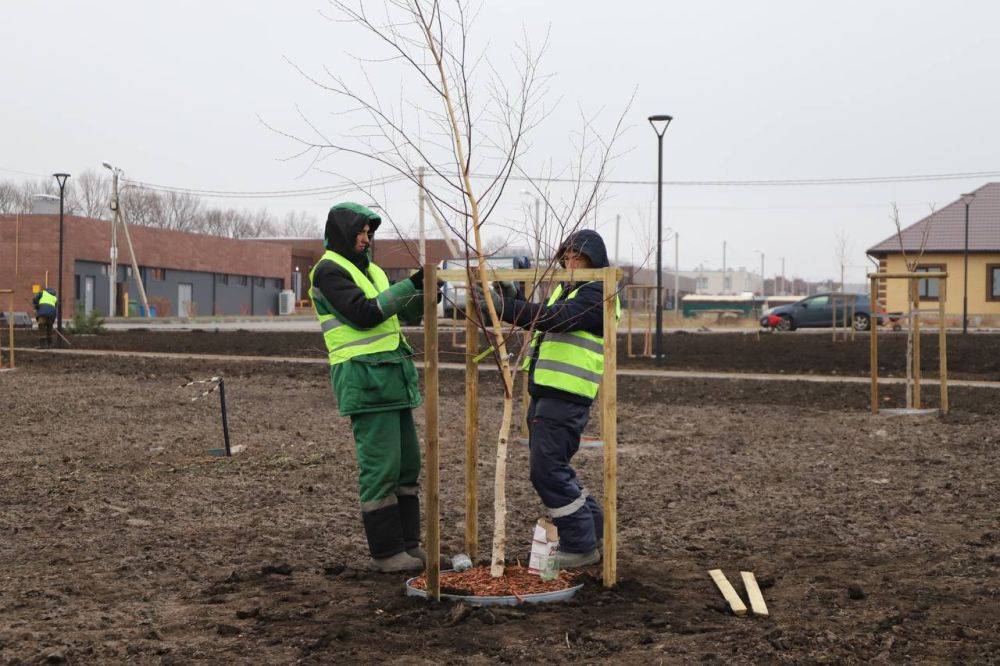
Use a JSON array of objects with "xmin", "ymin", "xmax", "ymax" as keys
[
  {"xmin": 53, "ymin": 172, "xmax": 71, "ymax": 341},
  {"xmin": 648, "ymin": 114, "xmax": 673, "ymax": 364},
  {"xmin": 961, "ymin": 192, "xmax": 976, "ymax": 334}
]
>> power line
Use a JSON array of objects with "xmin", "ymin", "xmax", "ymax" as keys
[
  {"xmin": 0, "ymin": 165, "xmax": 47, "ymax": 178},
  {"xmin": 467, "ymin": 169, "xmax": 1000, "ymax": 187},
  {"xmin": 123, "ymin": 173, "xmax": 409, "ymax": 200}
]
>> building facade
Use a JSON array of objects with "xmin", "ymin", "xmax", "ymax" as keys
[
  {"xmin": 0, "ymin": 214, "xmax": 289, "ymax": 317},
  {"xmin": 867, "ymin": 183, "xmax": 1000, "ymax": 319},
  {"xmin": 679, "ymin": 267, "xmax": 763, "ymax": 295}
]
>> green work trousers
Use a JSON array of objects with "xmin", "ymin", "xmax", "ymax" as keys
[{"xmin": 351, "ymin": 408, "xmax": 421, "ymax": 508}]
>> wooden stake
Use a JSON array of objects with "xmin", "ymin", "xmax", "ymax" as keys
[
  {"xmin": 423, "ymin": 264, "xmax": 440, "ymax": 600},
  {"xmin": 708, "ymin": 569, "xmax": 748, "ymax": 616},
  {"xmin": 939, "ymin": 278, "xmax": 949, "ymax": 414},
  {"xmin": 521, "ymin": 348, "xmax": 530, "ymax": 438},
  {"xmin": 870, "ymin": 277, "xmax": 879, "ymax": 414},
  {"xmin": 626, "ymin": 286, "xmax": 634, "ymax": 358},
  {"xmin": 602, "ymin": 266, "xmax": 618, "ymax": 588},
  {"xmin": 464, "ymin": 287, "xmax": 479, "ymax": 560},
  {"xmin": 912, "ymin": 279, "xmax": 921, "ymax": 409},
  {"xmin": 740, "ymin": 571, "xmax": 769, "ymax": 618},
  {"xmin": 645, "ymin": 286, "xmax": 653, "ymax": 357}
]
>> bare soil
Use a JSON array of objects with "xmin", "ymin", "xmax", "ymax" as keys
[
  {"xmin": 1, "ymin": 353, "xmax": 998, "ymax": 663},
  {"xmin": 62, "ymin": 328, "xmax": 1000, "ymax": 380}
]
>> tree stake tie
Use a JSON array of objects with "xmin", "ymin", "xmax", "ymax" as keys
[
  {"xmin": 182, "ymin": 376, "xmax": 233, "ymax": 457},
  {"xmin": 472, "ymin": 346, "xmax": 512, "ymax": 364}
]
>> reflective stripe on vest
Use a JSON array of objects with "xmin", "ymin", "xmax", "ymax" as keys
[
  {"xmin": 524, "ymin": 282, "xmax": 621, "ymax": 399},
  {"xmin": 38, "ymin": 290, "xmax": 58, "ymax": 307},
  {"xmin": 309, "ymin": 251, "xmax": 402, "ymax": 365}
]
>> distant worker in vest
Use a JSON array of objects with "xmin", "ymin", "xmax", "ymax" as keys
[
  {"xmin": 32, "ymin": 287, "xmax": 58, "ymax": 349},
  {"xmin": 310, "ymin": 202, "xmax": 440, "ymax": 573},
  {"xmin": 477, "ymin": 229, "xmax": 619, "ymax": 569}
]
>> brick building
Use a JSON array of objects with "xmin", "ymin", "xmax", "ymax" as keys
[
  {"xmin": 255, "ymin": 237, "xmax": 461, "ymax": 301},
  {"xmin": 0, "ymin": 214, "xmax": 289, "ymax": 317}
]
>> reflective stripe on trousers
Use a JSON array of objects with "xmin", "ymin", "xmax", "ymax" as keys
[{"xmin": 549, "ymin": 488, "xmax": 589, "ymax": 518}]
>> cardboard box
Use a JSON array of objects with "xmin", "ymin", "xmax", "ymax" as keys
[{"xmin": 528, "ymin": 517, "xmax": 559, "ymax": 574}]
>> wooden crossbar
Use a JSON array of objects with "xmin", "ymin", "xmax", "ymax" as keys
[
  {"xmin": 867, "ymin": 271, "xmax": 948, "ymax": 279},
  {"xmin": 437, "ymin": 267, "xmax": 624, "ymax": 282}
]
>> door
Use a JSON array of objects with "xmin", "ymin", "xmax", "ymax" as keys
[
  {"xmin": 83, "ymin": 276, "xmax": 95, "ymax": 315},
  {"xmin": 797, "ymin": 294, "xmax": 831, "ymax": 326},
  {"xmin": 178, "ymin": 283, "xmax": 194, "ymax": 318}
]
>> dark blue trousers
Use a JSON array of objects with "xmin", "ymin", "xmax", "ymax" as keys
[{"xmin": 527, "ymin": 397, "xmax": 604, "ymax": 553}]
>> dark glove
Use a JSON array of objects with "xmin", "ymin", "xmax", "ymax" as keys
[
  {"xmin": 497, "ymin": 281, "xmax": 518, "ymax": 298},
  {"xmin": 471, "ymin": 283, "xmax": 503, "ymax": 313},
  {"xmin": 408, "ymin": 268, "xmax": 425, "ymax": 288}
]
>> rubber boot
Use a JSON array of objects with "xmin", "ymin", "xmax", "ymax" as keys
[
  {"xmin": 397, "ymin": 493, "xmax": 424, "ymax": 562},
  {"xmin": 362, "ymin": 503, "xmax": 421, "ymax": 572},
  {"xmin": 553, "ymin": 548, "xmax": 601, "ymax": 570}
]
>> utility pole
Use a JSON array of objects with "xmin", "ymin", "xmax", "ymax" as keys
[
  {"xmin": 104, "ymin": 164, "xmax": 152, "ymax": 318},
  {"xmin": 722, "ymin": 241, "xmax": 727, "ymax": 294},
  {"xmin": 104, "ymin": 164, "xmax": 120, "ymax": 317},
  {"xmin": 614, "ymin": 214, "xmax": 620, "ymax": 266},
  {"xmin": 674, "ymin": 232, "xmax": 680, "ymax": 314},
  {"xmin": 418, "ymin": 166, "xmax": 426, "ymax": 267},
  {"xmin": 781, "ymin": 256, "xmax": 786, "ymax": 295}
]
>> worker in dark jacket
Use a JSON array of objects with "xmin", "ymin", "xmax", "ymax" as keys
[
  {"xmin": 478, "ymin": 229, "xmax": 619, "ymax": 569},
  {"xmin": 310, "ymin": 202, "xmax": 439, "ymax": 572},
  {"xmin": 32, "ymin": 288, "xmax": 58, "ymax": 348}
]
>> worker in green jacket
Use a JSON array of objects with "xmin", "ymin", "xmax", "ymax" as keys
[{"xmin": 310, "ymin": 202, "xmax": 439, "ymax": 572}]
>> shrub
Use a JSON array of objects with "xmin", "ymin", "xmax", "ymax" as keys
[{"xmin": 70, "ymin": 307, "xmax": 106, "ymax": 334}]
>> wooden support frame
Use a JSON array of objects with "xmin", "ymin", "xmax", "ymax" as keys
[
  {"xmin": 868, "ymin": 272, "xmax": 948, "ymax": 415},
  {"xmin": 0, "ymin": 289, "xmax": 14, "ymax": 371},
  {"xmin": 830, "ymin": 292, "xmax": 856, "ymax": 342},
  {"xmin": 625, "ymin": 284, "xmax": 654, "ymax": 357},
  {"xmin": 423, "ymin": 266, "xmax": 621, "ymax": 599}
]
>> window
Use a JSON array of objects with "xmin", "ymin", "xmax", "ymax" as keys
[
  {"xmin": 696, "ymin": 277, "xmax": 709, "ymax": 290},
  {"xmin": 150, "ymin": 268, "xmax": 166, "ymax": 281},
  {"xmin": 254, "ymin": 276, "xmax": 265, "ymax": 287},
  {"xmin": 804, "ymin": 295, "xmax": 830, "ymax": 308},
  {"xmin": 273, "ymin": 278, "xmax": 283, "ymax": 289},
  {"xmin": 988, "ymin": 264, "xmax": 1000, "ymax": 302},
  {"xmin": 237, "ymin": 275, "xmax": 248, "ymax": 287},
  {"xmin": 216, "ymin": 274, "xmax": 229, "ymax": 285},
  {"xmin": 915, "ymin": 264, "xmax": 945, "ymax": 301},
  {"xmin": 723, "ymin": 277, "xmax": 732, "ymax": 290}
]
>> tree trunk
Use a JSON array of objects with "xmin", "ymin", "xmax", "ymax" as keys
[{"xmin": 490, "ymin": 394, "xmax": 515, "ymax": 577}]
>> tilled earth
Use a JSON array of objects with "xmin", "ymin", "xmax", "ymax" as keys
[
  {"xmin": 60, "ymin": 328, "xmax": 1000, "ymax": 380},
  {"xmin": 1, "ymin": 354, "xmax": 998, "ymax": 663}
]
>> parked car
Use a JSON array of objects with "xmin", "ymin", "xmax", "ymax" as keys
[{"xmin": 760, "ymin": 293, "xmax": 884, "ymax": 331}]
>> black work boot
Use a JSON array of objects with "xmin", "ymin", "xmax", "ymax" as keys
[
  {"xmin": 361, "ymin": 502, "xmax": 422, "ymax": 572},
  {"xmin": 396, "ymin": 490, "xmax": 424, "ymax": 562}
]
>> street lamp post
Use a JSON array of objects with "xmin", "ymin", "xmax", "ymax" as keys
[
  {"xmin": 102, "ymin": 162, "xmax": 120, "ymax": 317},
  {"xmin": 961, "ymin": 192, "xmax": 975, "ymax": 334},
  {"xmin": 53, "ymin": 173, "xmax": 71, "ymax": 342},
  {"xmin": 648, "ymin": 114, "xmax": 673, "ymax": 364}
]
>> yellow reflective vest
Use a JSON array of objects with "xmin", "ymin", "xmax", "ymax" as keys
[
  {"xmin": 309, "ymin": 250, "xmax": 403, "ymax": 365},
  {"xmin": 38, "ymin": 290, "xmax": 58, "ymax": 308},
  {"xmin": 523, "ymin": 282, "xmax": 621, "ymax": 399}
]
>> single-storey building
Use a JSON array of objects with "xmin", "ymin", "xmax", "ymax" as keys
[
  {"xmin": 867, "ymin": 183, "xmax": 1000, "ymax": 320},
  {"xmin": 0, "ymin": 214, "xmax": 289, "ymax": 318}
]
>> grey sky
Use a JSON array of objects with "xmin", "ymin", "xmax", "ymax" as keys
[{"xmin": 3, "ymin": 0, "xmax": 999, "ymax": 284}]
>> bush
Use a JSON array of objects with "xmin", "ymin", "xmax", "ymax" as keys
[{"xmin": 70, "ymin": 307, "xmax": 106, "ymax": 334}]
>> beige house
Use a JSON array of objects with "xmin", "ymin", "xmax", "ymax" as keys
[{"xmin": 867, "ymin": 183, "xmax": 1000, "ymax": 322}]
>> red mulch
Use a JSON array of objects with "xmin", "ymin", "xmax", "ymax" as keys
[{"xmin": 409, "ymin": 564, "xmax": 579, "ymax": 598}]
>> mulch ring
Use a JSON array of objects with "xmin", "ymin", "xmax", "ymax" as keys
[{"xmin": 409, "ymin": 564, "xmax": 579, "ymax": 598}]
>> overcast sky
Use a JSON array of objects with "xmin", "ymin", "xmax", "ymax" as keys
[{"xmin": 4, "ymin": 0, "xmax": 1000, "ymax": 283}]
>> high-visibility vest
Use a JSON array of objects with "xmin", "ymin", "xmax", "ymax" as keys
[
  {"xmin": 38, "ymin": 290, "xmax": 58, "ymax": 307},
  {"xmin": 524, "ymin": 282, "xmax": 621, "ymax": 399},
  {"xmin": 309, "ymin": 250, "xmax": 403, "ymax": 365}
]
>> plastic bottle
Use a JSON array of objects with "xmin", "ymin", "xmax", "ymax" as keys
[
  {"xmin": 539, "ymin": 553, "xmax": 559, "ymax": 581},
  {"xmin": 451, "ymin": 553, "xmax": 473, "ymax": 572}
]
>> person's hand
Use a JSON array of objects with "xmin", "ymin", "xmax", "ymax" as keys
[
  {"xmin": 408, "ymin": 268, "xmax": 425, "ymax": 288},
  {"xmin": 471, "ymin": 284, "xmax": 502, "ymax": 313},
  {"xmin": 497, "ymin": 280, "xmax": 518, "ymax": 298}
]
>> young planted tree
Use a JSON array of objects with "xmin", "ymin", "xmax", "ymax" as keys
[
  {"xmin": 891, "ymin": 202, "xmax": 935, "ymax": 406},
  {"xmin": 274, "ymin": 0, "xmax": 630, "ymax": 577}
]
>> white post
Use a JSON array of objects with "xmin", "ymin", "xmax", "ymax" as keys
[
  {"xmin": 722, "ymin": 241, "xmax": 727, "ymax": 294},
  {"xmin": 781, "ymin": 256, "xmax": 786, "ymax": 295},
  {"xmin": 614, "ymin": 214, "xmax": 620, "ymax": 266},
  {"xmin": 418, "ymin": 166, "xmax": 426, "ymax": 266}
]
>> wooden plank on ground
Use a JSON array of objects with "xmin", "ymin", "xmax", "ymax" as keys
[
  {"xmin": 708, "ymin": 569, "xmax": 748, "ymax": 616},
  {"xmin": 740, "ymin": 571, "xmax": 769, "ymax": 618}
]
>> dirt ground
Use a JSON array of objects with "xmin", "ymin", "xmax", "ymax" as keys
[
  {"xmin": 1, "ymin": 353, "xmax": 998, "ymax": 664},
  {"xmin": 59, "ymin": 328, "xmax": 1000, "ymax": 381}
]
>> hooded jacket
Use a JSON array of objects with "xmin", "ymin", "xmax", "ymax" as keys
[
  {"xmin": 311, "ymin": 203, "xmax": 423, "ymax": 415},
  {"xmin": 494, "ymin": 229, "xmax": 613, "ymax": 405}
]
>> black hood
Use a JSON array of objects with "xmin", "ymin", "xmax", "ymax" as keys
[
  {"xmin": 556, "ymin": 229, "xmax": 609, "ymax": 269},
  {"xmin": 324, "ymin": 202, "xmax": 382, "ymax": 268}
]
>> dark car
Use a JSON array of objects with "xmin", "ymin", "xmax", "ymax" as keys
[{"xmin": 761, "ymin": 293, "xmax": 881, "ymax": 331}]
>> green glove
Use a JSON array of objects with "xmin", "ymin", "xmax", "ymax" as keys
[
  {"xmin": 471, "ymin": 284, "xmax": 502, "ymax": 313},
  {"xmin": 497, "ymin": 281, "xmax": 517, "ymax": 298},
  {"xmin": 377, "ymin": 280, "xmax": 418, "ymax": 318}
]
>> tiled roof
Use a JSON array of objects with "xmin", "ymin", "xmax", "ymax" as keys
[{"xmin": 867, "ymin": 182, "xmax": 1000, "ymax": 254}]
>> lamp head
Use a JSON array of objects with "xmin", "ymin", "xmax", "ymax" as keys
[
  {"xmin": 961, "ymin": 192, "xmax": 976, "ymax": 206},
  {"xmin": 648, "ymin": 114, "xmax": 673, "ymax": 137},
  {"xmin": 102, "ymin": 162, "xmax": 113, "ymax": 171},
  {"xmin": 53, "ymin": 173, "xmax": 70, "ymax": 188}
]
